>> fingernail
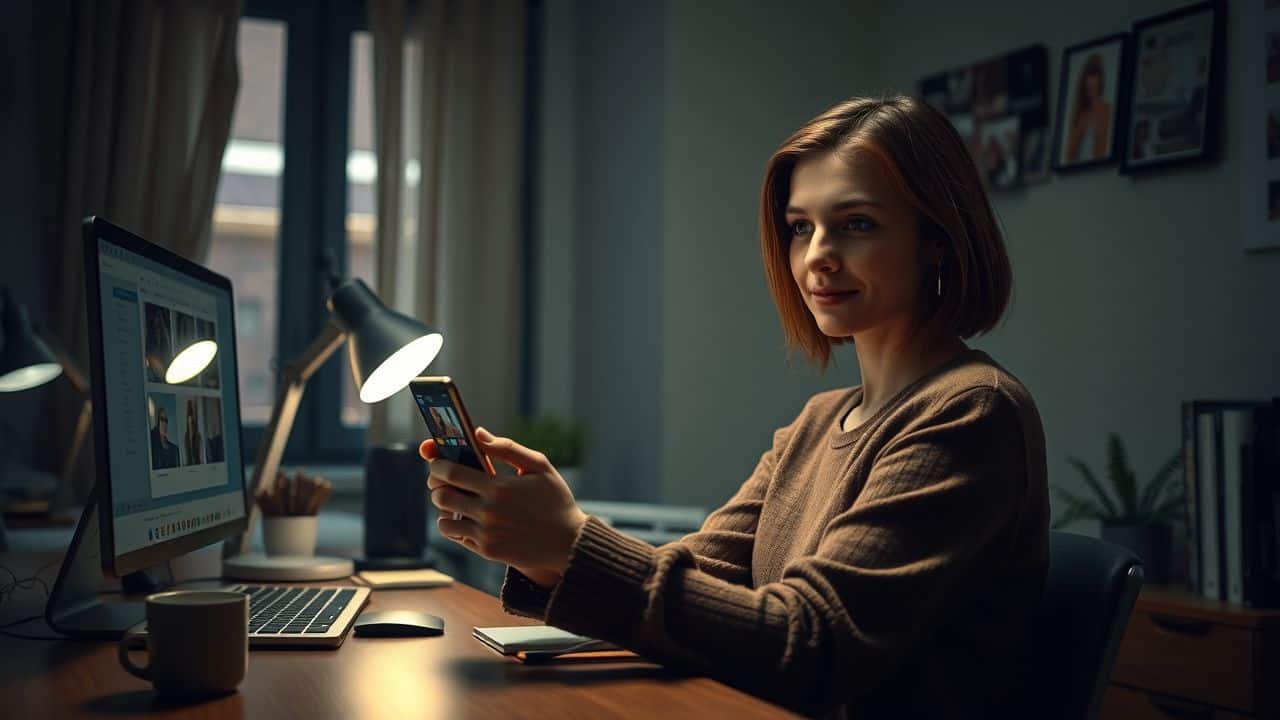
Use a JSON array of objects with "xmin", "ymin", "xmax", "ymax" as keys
[{"xmin": 476, "ymin": 427, "xmax": 493, "ymax": 440}]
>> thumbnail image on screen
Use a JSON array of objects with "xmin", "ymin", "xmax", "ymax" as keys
[
  {"xmin": 148, "ymin": 392, "xmax": 181, "ymax": 470},
  {"xmin": 427, "ymin": 405, "xmax": 468, "ymax": 447},
  {"xmin": 143, "ymin": 303, "xmax": 172, "ymax": 383},
  {"xmin": 202, "ymin": 396, "xmax": 225, "ymax": 463}
]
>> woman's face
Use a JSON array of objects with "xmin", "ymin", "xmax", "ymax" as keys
[
  {"xmin": 1084, "ymin": 71, "xmax": 1101, "ymax": 101},
  {"xmin": 786, "ymin": 150, "xmax": 931, "ymax": 340}
]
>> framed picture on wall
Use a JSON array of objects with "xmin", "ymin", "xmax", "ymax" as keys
[
  {"xmin": 919, "ymin": 44, "xmax": 1048, "ymax": 191},
  {"xmin": 1053, "ymin": 34, "xmax": 1130, "ymax": 172},
  {"xmin": 1236, "ymin": 0, "xmax": 1280, "ymax": 250},
  {"xmin": 1120, "ymin": 0, "xmax": 1224, "ymax": 173}
]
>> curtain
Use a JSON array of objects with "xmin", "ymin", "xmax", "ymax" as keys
[
  {"xmin": 367, "ymin": 0, "xmax": 527, "ymax": 444},
  {"xmin": 37, "ymin": 0, "xmax": 241, "ymax": 500}
]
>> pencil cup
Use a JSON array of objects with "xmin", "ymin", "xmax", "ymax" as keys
[{"xmin": 262, "ymin": 515, "xmax": 318, "ymax": 557}]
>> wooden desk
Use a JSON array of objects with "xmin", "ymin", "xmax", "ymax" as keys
[{"xmin": 0, "ymin": 552, "xmax": 797, "ymax": 719}]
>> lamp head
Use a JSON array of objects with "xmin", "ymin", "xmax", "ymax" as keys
[
  {"xmin": 327, "ymin": 279, "xmax": 442, "ymax": 403},
  {"xmin": 0, "ymin": 288, "xmax": 63, "ymax": 392}
]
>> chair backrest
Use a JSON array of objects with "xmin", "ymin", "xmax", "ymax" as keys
[{"xmin": 1022, "ymin": 530, "xmax": 1144, "ymax": 720}]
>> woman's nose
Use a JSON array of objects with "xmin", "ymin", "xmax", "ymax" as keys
[{"xmin": 804, "ymin": 228, "xmax": 838, "ymax": 273}]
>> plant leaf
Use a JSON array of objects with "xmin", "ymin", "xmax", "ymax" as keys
[
  {"xmin": 1107, "ymin": 433, "xmax": 1139, "ymax": 519},
  {"xmin": 1067, "ymin": 456, "xmax": 1119, "ymax": 518},
  {"xmin": 1138, "ymin": 452, "xmax": 1182, "ymax": 516},
  {"xmin": 1152, "ymin": 493, "xmax": 1187, "ymax": 525},
  {"xmin": 1052, "ymin": 490, "xmax": 1105, "ymax": 529}
]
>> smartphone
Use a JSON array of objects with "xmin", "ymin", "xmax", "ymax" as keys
[{"xmin": 409, "ymin": 376, "xmax": 496, "ymax": 476}]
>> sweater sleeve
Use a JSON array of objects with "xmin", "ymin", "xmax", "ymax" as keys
[
  {"xmin": 499, "ymin": 416, "xmax": 794, "ymax": 617},
  {"xmin": 671, "ymin": 419, "xmax": 793, "ymax": 585},
  {"xmin": 540, "ymin": 387, "xmax": 1026, "ymax": 716}
]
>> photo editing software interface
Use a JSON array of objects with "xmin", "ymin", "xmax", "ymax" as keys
[{"xmin": 96, "ymin": 238, "xmax": 246, "ymax": 556}]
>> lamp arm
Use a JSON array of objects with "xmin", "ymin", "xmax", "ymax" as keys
[
  {"xmin": 31, "ymin": 326, "xmax": 91, "ymax": 517},
  {"xmin": 50, "ymin": 398, "xmax": 92, "ymax": 516},
  {"xmin": 34, "ymin": 324, "xmax": 89, "ymax": 395},
  {"xmin": 223, "ymin": 320, "xmax": 347, "ymax": 559}
]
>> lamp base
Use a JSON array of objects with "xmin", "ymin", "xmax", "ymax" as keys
[{"xmin": 222, "ymin": 553, "xmax": 354, "ymax": 582}]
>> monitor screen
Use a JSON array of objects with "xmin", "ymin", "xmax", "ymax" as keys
[{"xmin": 89, "ymin": 222, "xmax": 247, "ymax": 572}]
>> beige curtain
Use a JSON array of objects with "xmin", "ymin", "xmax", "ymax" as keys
[
  {"xmin": 42, "ymin": 0, "xmax": 241, "ymax": 499},
  {"xmin": 367, "ymin": 0, "xmax": 527, "ymax": 443}
]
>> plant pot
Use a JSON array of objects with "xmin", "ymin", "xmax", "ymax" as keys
[{"xmin": 1101, "ymin": 522, "xmax": 1171, "ymax": 584}]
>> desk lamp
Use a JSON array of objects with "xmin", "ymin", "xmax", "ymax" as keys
[
  {"xmin": 0, "ymin": 288, "xmax": 92, "ymax": 519},
  {"xmin": 222, "ymin": 278, "xmax": 442, "ymax": 581}
]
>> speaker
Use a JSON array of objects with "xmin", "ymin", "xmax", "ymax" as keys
[{"xmin": 359, "ymin": 444, "xmax": 433, "ymax": 570}]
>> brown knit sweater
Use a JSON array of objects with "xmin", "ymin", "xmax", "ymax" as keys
[{"xmin": 501, "ymin": 349, "xmax": 1049, "ymax": 718}]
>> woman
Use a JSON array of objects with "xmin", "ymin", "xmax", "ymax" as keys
[
  {"xmin": 1065, "ymin": 53, "xmax": 1113, "ymax": 163},
  {"xmin": 422, "ymin": 95, "xmax": 1048, "ymax": 718},
  {"xmin": 184, "ymin": 398, "xmax": 202, "ymax": 465}
]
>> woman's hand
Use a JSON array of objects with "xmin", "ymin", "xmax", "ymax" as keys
[{"xmin": 420, "ymin": 427, "xmax": 588, "ymax": 584}]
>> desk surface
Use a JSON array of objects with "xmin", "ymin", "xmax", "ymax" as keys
[{"xmin": 0, "ymin": 552, "xmax": 796, "ymax": 719}]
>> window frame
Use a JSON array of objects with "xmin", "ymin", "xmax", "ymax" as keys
[{"xmin": 235, "ymin": 0, "xmax": 369, "ymax": 466}]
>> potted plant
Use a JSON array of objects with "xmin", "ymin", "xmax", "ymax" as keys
[
  {"xmin": 507, "ymin": 415, "xmax": 586, "ymax": 491},
  {"xmin": 1053, "ymin": 433, "xmax": 1183, "ymax": 583}
]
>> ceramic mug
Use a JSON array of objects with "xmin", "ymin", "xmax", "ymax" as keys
[{"xmin": 117, "ymin": 590, "xmax": 248, "ymax": 696}]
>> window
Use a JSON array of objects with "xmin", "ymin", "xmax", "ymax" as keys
[
  {"xmin": 208, "ymin": 0, "xmax": 369, "ymax": 463},
  {"xmin": 209, "ymin": 18, "xmax": 285, "ymax": 425},
  {"xmin": 343, "ymin": 29, "xmax": 376, "ymax": 428}
]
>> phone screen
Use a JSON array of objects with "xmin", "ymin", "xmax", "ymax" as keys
[{"xmin": 412, "ymin": 383, "xmax": 487, "ymax": 472}]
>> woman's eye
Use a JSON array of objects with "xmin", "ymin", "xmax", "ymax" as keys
[
  {"xmin": 841, "ymin": 216, "xmax": 876, "ymax": 232},
  {"xmin": 790, "ymin": 219, "xmax": 813, "ymax": 236}
]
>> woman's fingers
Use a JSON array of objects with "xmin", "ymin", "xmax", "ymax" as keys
[
  {"xmin": 475, "ymin": 427, "xmax": 553, "ymax": 474},
  {"xmin": 437, "ymin": 515, "xmax": 481, "ymax": 548},
  {"xmin": 429, "ymin": 458, "xmax": 492, "ymax": 495},
  {"xmin": 430, "ymin": 484, "xmax": 482, "ymax": 518},
  {"xmin": 419, "ymin": 438, "xmax": 439, "ymax": 461}
]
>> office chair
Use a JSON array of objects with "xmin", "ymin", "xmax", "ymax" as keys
[{"xmin": 1020, "ymin": 530, "xmax": 1144, "ymax": 720}]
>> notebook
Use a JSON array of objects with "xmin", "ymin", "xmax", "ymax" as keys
[
  {"xmin": 354, "ymin": 568, "xmax": 454, "ymax": 589},
  {"xmin": 472, "ymin": 625, "xmax": 615, "ymax": 654}
]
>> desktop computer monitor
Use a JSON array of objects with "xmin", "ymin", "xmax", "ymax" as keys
[{"xmin": 83, "ymin": 216, "xmax": 249, "ymax": 577}]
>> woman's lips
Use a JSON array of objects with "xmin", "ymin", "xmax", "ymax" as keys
[{"xmin": 812, "ymin": 290, "xmax": 858, "ymax": 306}]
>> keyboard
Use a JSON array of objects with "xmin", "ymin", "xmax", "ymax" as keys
[{"xmin": 229, "ymin": 584, "xmax": 370, "ymax": 648}]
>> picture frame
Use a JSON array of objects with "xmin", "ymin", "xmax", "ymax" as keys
[
  {"xmin": 1120, "ymin": 0, "xmax": 1225, "ymax": 173},
  {"xmin": 1236, "ymin": 0, "xmax": 1280, "ymax": 251},
  {"xmin": 919, "ymin": 44, "xmax": 1048, "ymax": 191},
  {"xmin": 1053, "ymin": 34, "xmax": 1130, "ymax": 173}
]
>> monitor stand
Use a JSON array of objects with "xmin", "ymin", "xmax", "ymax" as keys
[{"xmin": 44, "ymin": 486, "xmax": 172, "ymax": 639}]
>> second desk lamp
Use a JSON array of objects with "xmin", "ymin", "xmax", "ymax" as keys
[{"xmin": 222, "ymin": 278, "xmax": 442, "ymax": 581}]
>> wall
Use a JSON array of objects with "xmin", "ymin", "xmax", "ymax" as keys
[
  {"xmin": 658, "ymin": 0, "xmax": 882, "ymax": 507},
  {"xmin": 539, "ymin": 0, "xmax": 1280, "ymax": 524},
  {"xmin": 535, "ymin": 0, "xmax": 881, "ymax": 508},
  {"xmin": 533, "ymin": 0, "xmax": 669, "ymax": 501},
  {"xmin": 873, "ymin": 0, "xmax": 1280, "ymax": 528}
]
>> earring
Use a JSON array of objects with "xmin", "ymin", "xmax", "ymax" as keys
[{"xmin": 936, "ymin": 261, "xmax": 943, "ymax": 297}]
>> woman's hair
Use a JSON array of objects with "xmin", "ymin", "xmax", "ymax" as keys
[
  {"xmin": 1072, "ymin": 53, "xmax": 1106, "ymax": 119},
  {"xmin": 759, "ymin": 95, "xmax": 1012, "ymax": 370}
]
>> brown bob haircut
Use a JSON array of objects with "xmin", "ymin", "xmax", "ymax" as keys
[{"xmin": 760, "ymin": 95, "xmax": 1012, "ymax": 371}]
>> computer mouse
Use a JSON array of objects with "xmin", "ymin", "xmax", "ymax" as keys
[{"xmin": 353, "ymin": 610, "xmax": 445, "ymax": 637}]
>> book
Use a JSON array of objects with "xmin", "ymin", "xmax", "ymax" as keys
[
  {"xmin": 1182, "ymin": 402, "xmax": 1200, "ymax": 593},
  {"xmin": 1199, "ymin": 410, "xmax": 1221, "ymax": 600},
  {"xmin": 1246, "ymin": 402, "xmax": 1280, "ymax": 607},
  {"xmin": 354, "ymin": 568, "xmax": 454, "ymax": 589},
  {"xmin": 1183, "ymin": 399, "xmax": 1280, "ymax": 606},
  {"xmin": 1223, "ymin": 409, "xmax": 1252, "ymax": 604}
]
